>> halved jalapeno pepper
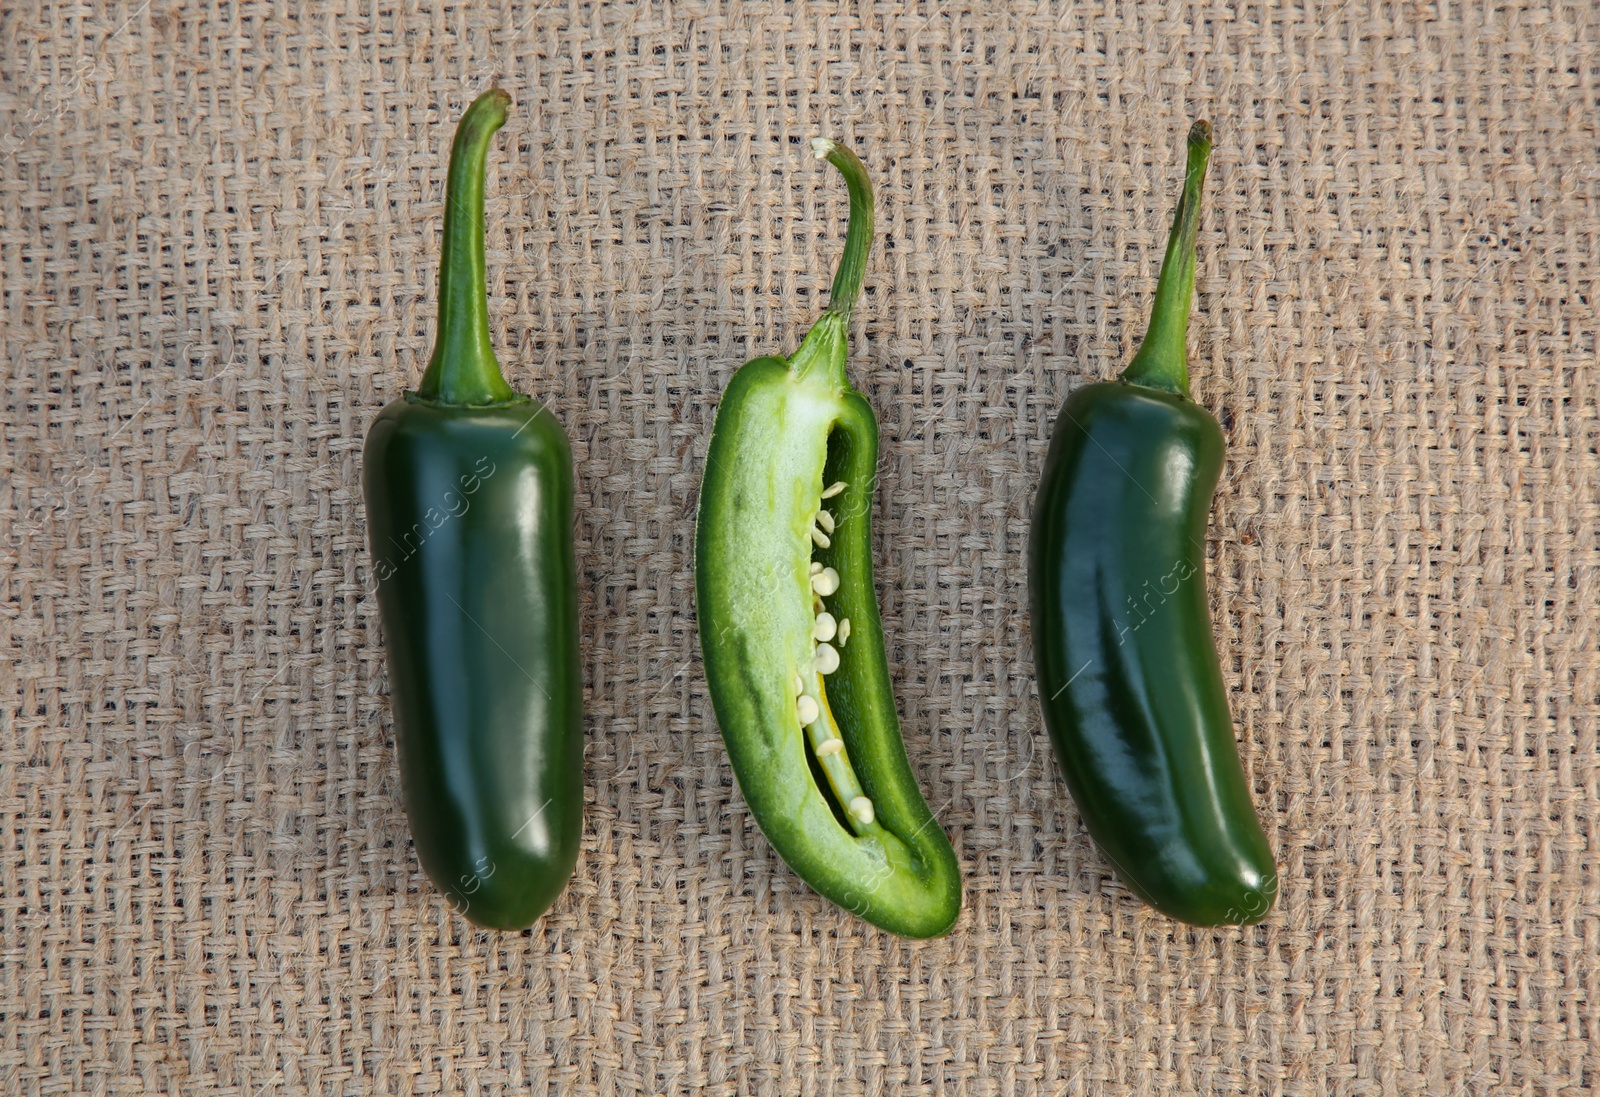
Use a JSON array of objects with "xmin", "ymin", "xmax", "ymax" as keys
[{"xmin": 695, "ymin": 140, "xmax": 962, "ymax": 938}]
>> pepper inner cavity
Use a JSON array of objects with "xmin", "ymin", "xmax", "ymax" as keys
[{"xmin": 793, "ymin": 477, "xmax": 876, "ymax": 834}]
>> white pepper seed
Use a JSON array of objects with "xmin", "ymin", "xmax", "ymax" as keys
[
  {"xmin": 821, "ymin": 481, "xmax": 847, "ymax": 499},
  {"xmin": 836, "ymin": 618, "xmax": 851, "ymax": 646},
  {"xmin": 813, "ymin": 642, "xmax": 840, "ymax": 675},
  {"xmin": 810, "ymin": 527, "xmax": 831, "ymax": 549},
  {"xmin": 812, "ymin": 612, "xmax": 837, "ymax": 643},
  {"xmin": 811, "ymin": 567, "xmax": 841, "ymax": 596},
  {"xmin": 815, "ymin": 510, "xmax": 835, "ymax": 534},
  {"xmin": 849, "ymin": 796, "xmax": 875, "ymax": 824},
  {"xmin": 796, "ymin": 694, "xmax": 820, "ymax": 726},
  {"xmin": 816, "ymin": 738, "xmax": 845, "ymax": 757}
]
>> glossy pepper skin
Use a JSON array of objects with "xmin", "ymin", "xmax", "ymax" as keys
[
  {"xmin": 1029, "ymin": 122, "xmax": 1276, "ymax": 926},
  {"xmin": 363, "ymin": 90, "xmax": 582, "ymax": 930},
  {"xmin": 696, "ymin": 140, "xmax": 961, "ymax": 939}
]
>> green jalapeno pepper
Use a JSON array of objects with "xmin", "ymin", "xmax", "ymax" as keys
[
  {"xmin": 1028, "ymin": 122, "xmax": 1277, "ymax": 926},
  {"xmin": 362, "ymin": 90, "xmax": 582, "ymax": 930},
  {"xmin": 695, "ymin": 140, "xmax": 962, "ymax": 938}
]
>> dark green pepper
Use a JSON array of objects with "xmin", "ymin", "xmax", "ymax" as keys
[
  {"xmin": 1029, "ymin": 122, "xmax": 1277, "ymax": 926},
  {"xmin": 695, "ymin": 139, "xmax": 962, "ymax": 938},
  {"xmin": 362, "ymin": 89, "xmax": 582, "ymax": 930}
]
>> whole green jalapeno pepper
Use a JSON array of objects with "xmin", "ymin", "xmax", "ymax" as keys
[
  {"xmin": 1029, "ymin": 122, "xmax": 1277, "ymax": 926},
  {"xmin": 362, "ymin": 89, "xmax": 582, "ymax": 929},
  {"xmin": 695, "ymin": 139, "xmax": 962, "ymax": 938}
]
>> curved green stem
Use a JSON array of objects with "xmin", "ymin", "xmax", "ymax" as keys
[
  {"xmin": 416, "ymin": 88, "xmax": 520, "ymax": 406},
  {"xmin": 790, "ymin": 139, "xmax": 874, "ymax": 388},
  {"xmin": 1121, "ymin": 120, "xmax": 1213, "ymax": 398},
  {"xmin": 813, "ymin": 138, "xmax": 874, "ymax": 320}
]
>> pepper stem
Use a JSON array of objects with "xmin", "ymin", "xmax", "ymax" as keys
[
  {"xmin": 416, "ymin": 88, "xmax": 519, "ymax": 406},
  {"xmin": 812, "ymin": 138, "xmax": 874, "ymax": 320},
  {"xmin": 1121, "ymin": 121, "xmax": 1213, "ymax": 398},
  {"xmin": 789, "ymin": 139, "xmax": 874, "ymax": 387}
]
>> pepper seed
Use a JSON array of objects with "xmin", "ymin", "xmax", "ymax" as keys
[
  {"xmin": 815, "ymin": 510, "xmax": 835, "ymax": 534},
  {"xmin": 814, "ymin": 642, "xmax": 840, "ymax": 675},
  {"xmin": 796, "ymin": 694, "xmax": 820, "ymax": 726},
  {"xmin": 821, "ymin": 481, "xmax": 847, "ymax": 499},
  {"xmin": 816, "ymin": 738, "xmax": 845, "ymax": 757},
  {"xmin": 849, "ymin": 796, "xmax": 875, "ymax": 825},
  {"xmin": 811, "ymin": 567, "xmax": 841, "ymax": 596},
  {"xmin": 812, "ymin": 612, "xmax": 837, "ymax": 643},
  {"xmin": 836, "ymin": 618, "xmax": 851, "ymax": 646}
]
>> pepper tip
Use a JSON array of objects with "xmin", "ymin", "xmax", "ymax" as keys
[
  {"xmin": 466, "ymin": 87, "xmax": 513, "ymax": 129},
  {"xmin": 810, "ymin": 137, "xmax": 836, "ymax": 161},
  {"xmin": 1188, "ymin": 119, "xmax": 1213, "ymax": 149}
]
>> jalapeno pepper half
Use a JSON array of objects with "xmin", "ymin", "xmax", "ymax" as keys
[
  {"xmin": 1028, "ymin": 122, "xmax": 1277, "ymax": 926},
  {"xmin": 363, "ymin": 90, "xmax": 582, "ymax": 929},
  {"xmin": 695, "ymin": 140, "xmax": 962, "ymax": 938}
]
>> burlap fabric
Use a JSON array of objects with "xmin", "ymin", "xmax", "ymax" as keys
[{"xmin": 3, "ymin": 1, "xmax": 1595, "ymax": 1093}]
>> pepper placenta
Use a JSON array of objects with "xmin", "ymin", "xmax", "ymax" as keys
[
  {"xmin": 363, "ymin": 89, "xmax": 582, "ymax": 930},
  {"xmin": 1028, "ymin": 122, "xmax": 1277, "ymax": 926},
  {"xmin": 695, "ymin": 139, "xmax": 962, "ymax": 938}
]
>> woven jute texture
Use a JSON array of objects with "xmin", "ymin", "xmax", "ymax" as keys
[{"xmin": 3, "ymin": 1, "xmax": 1596, "ymax": 1093}]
